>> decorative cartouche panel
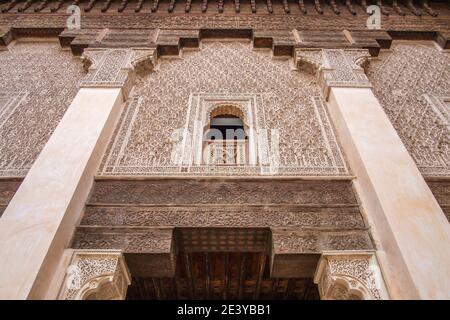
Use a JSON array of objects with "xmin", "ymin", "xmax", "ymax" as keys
[
  {"xmin": 367, "ymin": 42, "xmax": 450, "ymax": 177},
  {"xmin": 99, "ymin": 41, "xmax": 348, "ymax": 176},
  {"xmin": 0, "ymin": 41, "xmax": 84, "ymax": 177}
]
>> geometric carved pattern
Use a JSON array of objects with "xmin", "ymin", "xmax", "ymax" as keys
[
  {"xmin": 80, "ymin": 206, "xmax": 365, "ymax": 229},
  {"xmin": 71, "ymin": 178, "xmax": 373, "ymax": 255},
  {"xmin": 367, "ymin": 42, "xmax": 450, "ymax": 177},
  {"xmin": 88, "ymin": 179, "xmax": 358, "ymax": 206},
  {"xmin": 98, "ymin": 41, "xmax": 348, "ymax": 176},
  {"xmin": 271, "ymin": 229, "xmax": 373, "ymax": 254},
  {"xmin": 295, "ymin": 48, "xmax": 372, "ymax": 99},
  {"xmin": 0, "ymin": 41, "xmax": 84, "ymax": 177},
  {"xmin": 314, "ymin": 252, "xmax": 389, "ymax": 300},
  {"xmin": 58, "ymin": 250, "xmax": 131, "ymax": 300},
  {"xmin": 71, "ymin": 227, "xmax": 174, "ymax": 253},
  {"xmin": 81, "ymin": 47, "xmax": 157, "ymax": 98}
]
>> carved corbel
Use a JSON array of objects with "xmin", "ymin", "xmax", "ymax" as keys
[
  {"xmin": 314, "ymin": 251, "xmax": 390, "ymax": 300},
  {"xmin": 295, "ymin": 48, "xmax": 372, "ymax": 100},
  {"xmin": 80, "ymin": 47, "xmax": 157, "ymax": 98},
  {"xmin": 58, "ymin": 250, "xmax": 131, "ymax": 300}
]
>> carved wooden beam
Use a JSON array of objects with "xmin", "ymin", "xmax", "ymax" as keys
[
  {"xmin": 185, "ymin": 0, "xmax": 192, "ymax": 12},
  {"xmin": 218, "ymin": 0, "xmax": 224, "ymax": 13},
  {"xmin": 267, "ymin": 0, "xmax": 274, "ymax": 14},
  {"xmin": 134, "ymin": 0, "xmax": 144, "ymax": 12},
  {"xmin": 406, "ymin": 0, "xmax": 421, "ymax": 16},
  {"xmin": 223, "ymin": 253, "xmax": 229, "ymax": 299},
  {"xmin": 361, "ymin": 0, "xmax": 367, "ymax": 13},
  {"xmin": 101, "ymin": 0, "xmax": 113, "ymax": 12},
  {"xmin": 377, "ymin": 0, "xmax": 389, "ymax": 16},
  {"xmin": 235, "ymin": 0, "xmax": 240, "ymax": 13},
  {"xmin": 18, "ymin": 0, "xmax": 34, "ymax": 12},
  {"xmin": 254, "ymin": 253, "xmax": 266, "ymax": 299},
  {"xmin": 70, "ymin": 0, "xmax": 82, "ymax": 9},
  {"xmin": 329, "ymin": 0, "xmax": 340, "ymax": 15},
  {"xmin": 204, "ymin": 253, "xmax": 211, "ymax": 299},
  {"xmin": 421, "ymin": 0, "xmax": 437, "ymax": 17},
  {"xmin": 184, "ymin": 253, "xmax": 195, "ymax": 298},
  {"xmin": 117, "ymin": 0, "xmax": 128, "ymax": 12},
  {"xmin": 202, "ymin": 0, "xmax": 208, "ymax": 13},
  {"xmin": 314, "ymin": 0, "xmax": 323, "ymax": 14},
  {"xmin": 298, "ymin": 0, "xmax": 306, "ymax": 14},
  {"xmin": 35, "ymin": 0, "xmax": 50, "ymax": 12},
  {"xmin": 392, "ymin": 0, "xmax": 406, "ymax": 16},
  {"xmin": 151, "ymin": 0, "xmax": 159, "ymax": 13},
  {"xmin": 270, "ymin": 228, "xmax": 374, "ymax": 278},
  {"xmin": 281, "ymin": 0, "xmax": 290, "ymax": 14},
  {"xmin": 168, "ymin": 0, "xmax": 176, "ymax": 12},
  {"xmin": 84, "ymin": 0, "xmax": 97, "ymax": 12},
  {"xmin": 345, "ymin": 0, "xmax": 356, "ymax": 15},
  {"xmin": 1, "ymin": 0, "xmax": 19, "ymax": 13},
  {"xmin": 238, "ymin": 254, "xmax": 246, "ymax": 299},
  {"xmin": 51, "ymin": 0, "xmax": 66, "ymax": 12},
  {"xmin": 250, "ymin": 0, "xmax": 256, "ymax": 13}
]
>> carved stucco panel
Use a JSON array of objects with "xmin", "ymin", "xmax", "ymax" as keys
[
  {"xmin": 314, "ymin": 252, "xmax": 389, "ymax": 300},
  {"xmin": 0, "ymin": 41, "xmax": 84, "ymax": 177},
  {"xmin": 58, "ymin": 250, "xmax": 131, "ymax": 300},
  {"xmin": 367, "ymin": 43, "xmax": 450, "ymax": 176},
  {"xmin": 99, "ymin": 41, "xmax": 348, "ymax": 176}
]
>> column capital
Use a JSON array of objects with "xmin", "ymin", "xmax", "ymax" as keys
[
  {"xmin": 314, "ymin": 251, "xmax": 389, "ymax": 300},
  {"xmin": 58, "ymin": 250, "xmax": 131, "ymax": 300},
  {"xmin": 80, "ymin": 47, "xmax": 157, "ymax": 98},
  {"xmin": 295, "ymin": 48, "xmax": 372, "ymax": 100}
]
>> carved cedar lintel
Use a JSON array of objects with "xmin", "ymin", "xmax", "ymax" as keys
[
  {"xmin": 80, "ymin": 48, "xmax": 157, "ymax": 98},
  {"xmin": 295, "ymin": 48, "xmax": 372, "ymax": 100},
  {"xmin": 314, "ymin": 251, "xmax": 390, "ymax": 300},
  {"xmin": 270, "ymin": 229, "xmax": 373, "ymax": 277},
  {"xmin": 58, "ymin": 250, "xmax": 131, "ymax": 300}
]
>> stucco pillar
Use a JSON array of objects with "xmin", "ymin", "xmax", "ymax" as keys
[
  {"xmin": 296, "ymin": 48, "xmax": 450, "ymax": 299},
  {"xmin": 0, "ymin": 47, "xmax": 156, "ymax": 299}
]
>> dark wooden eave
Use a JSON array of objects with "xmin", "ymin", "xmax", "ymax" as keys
[{"xmin": 0, "ymin": 0, "xmax": 446, "ymax": 16}]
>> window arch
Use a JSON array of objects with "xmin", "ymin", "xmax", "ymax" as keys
[{"xmin": 203, "ymin": 104, "xmax": 249, "ymax": 165}]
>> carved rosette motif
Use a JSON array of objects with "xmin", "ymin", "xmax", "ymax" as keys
[
  {"xmin": 58, "ymin": 250, "xmax": 131, "ymax": 300},
  {"xmin": 80, "ymin": 47, "xmax": 157, "ymax": 98},
  {"xmin": 295, "ymin": 48, "xmax": 372, "ymax": 99},
  {"xmin": 314, "ymin": 251, "xmax": 389, "ymax": 300}
]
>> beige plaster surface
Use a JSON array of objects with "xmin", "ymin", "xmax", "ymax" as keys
[
  {"xmin": 0, "ymin": 88, "xmax": 123, "ymax": 299},
  {"xmin": 327, "ymin": 87, "xmax": 450, "ymax": 299}
]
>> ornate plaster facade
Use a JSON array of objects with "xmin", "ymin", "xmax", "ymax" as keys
[
  {"xmin": 0, "ymin": 0, "xmax": 449, "ymax": 301},
  {"xmin": 0, "ymin": 41, "xmax": 84, "ymax": 176},
  {"xmin": 368, "ymin": 42, "xmax": 450, "ymax": 176},
  {"xmin": 99, "ymin": 41, "xmax": 348, "ymax": 176}
]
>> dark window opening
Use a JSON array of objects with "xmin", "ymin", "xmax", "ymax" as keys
[{"xmin": 206, "ymin": 114, "xmax": 247, "ymax": 140}]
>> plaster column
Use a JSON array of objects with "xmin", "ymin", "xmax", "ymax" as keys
[
  {"xmin": 0, "ymin": 48, "xmax": 156, "ymax": 299},
  {"xmin": 296, "ymin": 48, "xmax": 450, "ymax": 299}
]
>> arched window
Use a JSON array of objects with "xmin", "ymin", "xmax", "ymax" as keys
[
  {"xmin": 206, "ymin": 115, "xmax": 247, "ymax": 140},
  {"xmin": 203, "ymin": 105, "xmax": 249, "ymax": 165}
]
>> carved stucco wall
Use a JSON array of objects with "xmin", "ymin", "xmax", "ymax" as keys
[
  {"xmin": 0, "ymin": 40, "xmax": 84, "ymax": 177},
  {"xmin": 99, "ymin": 41, "xmax": 348, "ymax": 176},
  {"xmin": 367, "ymin": 42, "xmax": 450, "ymax": 177}
]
